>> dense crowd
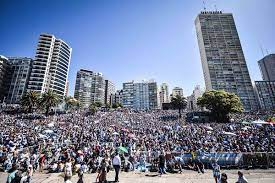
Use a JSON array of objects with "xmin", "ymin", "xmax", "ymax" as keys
[{"xmin": 0, "ymin": 110, "xmax": 274, "ymax": 182}]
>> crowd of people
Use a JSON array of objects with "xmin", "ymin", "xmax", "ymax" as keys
[{"xmin": 0, "ymin": 109, "xmax": 274, "ymax": 182}]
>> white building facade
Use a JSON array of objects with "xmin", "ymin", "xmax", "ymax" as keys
[
  {"xmin": 159, "ymin": 83, "xmax": 170, "ymax": 108},
  {"xmin": 187, "ymin": 85, "xmax": 204, "ymax": 111},
  {"xmin": 172, "ymin": 87, "xmax": 184, "ymax": 98},
  {"xmin": 27, "ymin": 34, "xmax": 72, "ymax": 97}
]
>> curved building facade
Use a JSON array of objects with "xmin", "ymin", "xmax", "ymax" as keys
[{"xmin": 27, "ymin": 34, "xmax": 72, "ymax": 97}]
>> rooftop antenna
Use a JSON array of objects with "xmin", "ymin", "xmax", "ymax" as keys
[
  {"xmin": 203, "ymin": 1, "xmax": 206, "ymax": 11},
  {"xmin": 214, "ymin": 4, "xmax": 217, "ymax": 11},
  {"xmin": 266, "ymin": 49, "xmax": 269, "ymax": 55},
  {"xmin": 259, "ymin": 44, "xmax": 265, "ymax": 57}
]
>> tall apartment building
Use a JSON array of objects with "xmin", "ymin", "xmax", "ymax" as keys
[
  {"xmin": 258, "ymin": 54, "xmax": 275, "ymax": 81},
  {"xmin": 27, "ymin": 34, "xmax": 72, "ymax": 97},
  {"xmin": 172, "ymin": 87, "xmax": 184, "ymax": 98},
  {"xmin": 122, "ymin": 81, "xmax": 134, "ymax": 109},
  {"xmin": 195, "ymin": 11, "xmax": 257, "ymax": 111},
  {"xmin": 92, "ymin": 73, "xmax": 105, "ymax": 104},
  {"xmin": 255, "ymin": 81, "xmax": 275, "ymax": 110},
  {"xmin": 74, "ymin": 69, "xmax": 105, "ymax": 108},
  {"xmin": 0, "ymin": 55, "xmax": 8, "ymax": 102},
  {"xmin": 159, "ymin": 83, "xmax": 170, "ymax": 107},
  {"xmin": 133, "ymin": 82, "xmax": 149, "ymax": 110},
  {"xmin": 148, "ymin": 81, "xmax": 158, "ymax": 109},
  {"xmin": 5, "ymin": 57, "xmax": 33, "ymax": 104},
  {"xmin": 104, "ymin": 80, "xmax": 115, "ymax": 105}
]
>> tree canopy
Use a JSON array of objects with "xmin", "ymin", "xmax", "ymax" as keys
[
  {"xmin": 39, "ymin": 90, "xmax": 61, "ymax": 116},
  {"xmin": 197, "ymin": 90, "xmax": 244, "ymax": 122},
  {"xmin": 21, "ymin": 91, "xmax": 40, "ymax": 113},
  {"xmin": 171, "ymin": 95, "xmax": 187, "ymax": 118},
  {"xmin": 64, "ymin": 97, "xmax": 80, "ymax": 111},
  {"xmin": 89, "ymin": 104, "xmax": 98, "ymax": 115}
]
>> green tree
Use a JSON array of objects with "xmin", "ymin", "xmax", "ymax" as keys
[
  {"xmin": 197, "ymin": 90, "xmax": 244, "ymax": 123},
  {"xmin": 117, "ymin": 103, "xmax": 123, "ymax": 108},
  {"xmin": 112, "ymin": 103, "xmax": 118, "ymax": 109},
  {"xmin": 20, "ymin": 91, "xmax": 40, "ymax": 113},
  {"xmin": 94, "ymin": 102, "xmax": 103, "ymax": 108},
  {"xmin": 171, "ymin": 95, "xmax": 187, "ymax": 118},
  {"xmin": 89, "ymin": 104, "xmax": 98, "ymax": 115},
  {"xmin": 64, "ymin": 97, "xmax": 79, "ymax": 111},
  {"xmin": 105, "ymin": 103, "xmax": 111, "ymax": 109},
  {"xmin": 40, "ymin": 90, "xmax": 61, "ymax": 116}
]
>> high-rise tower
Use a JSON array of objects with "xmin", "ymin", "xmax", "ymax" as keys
[
  {"xmin": 195, "ymin": 11, "xmax": 257, "ymax": 111},
  {"xmin": 258, "ymin": 54, "xmax": 275, "ymax": 81},
  {"xmin": 27, "ymin": 34, "xmax": 72, "ymax": 97}
]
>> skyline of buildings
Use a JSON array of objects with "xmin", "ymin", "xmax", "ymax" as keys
[
  {"xmin": 0, "ymin": 9, "xmax": 274, "ymax": 111},
  {"xmin": 195, "ymin": 11, "xmax": 258, "ymax": 111}
]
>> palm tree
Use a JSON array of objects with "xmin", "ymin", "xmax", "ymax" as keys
[
  {"xmin": 64, "ymin": 96, "xmax": 79, "ymax": 111},
  {"xmin": 171, "ymin": 95, "xmax": 187, "ymax": 118},
  {"xmin": 40, "ymin": 90, "xmax": 61, "ymax": 116},
  {"xmin": 21, "ymin": 91, "xmax": 40, "ymax": 113}
]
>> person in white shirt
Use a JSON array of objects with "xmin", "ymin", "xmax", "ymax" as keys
[
  {"xmin": 236, "ymin": 171, "xmax": 248, "ymax": 183},
  {"xmin": 112, "ymin": 151, "xmax": 121, "ymax": 182}
]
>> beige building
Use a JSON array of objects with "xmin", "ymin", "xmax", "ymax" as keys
[{"xmin": 172, "ymin": 87, "xmax": 183, "ymax": 98}]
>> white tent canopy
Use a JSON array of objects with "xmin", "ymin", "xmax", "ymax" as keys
[
  {"xmin": 204, "ymin": 126, "xmax": 213, "ymax": 131},
  {"xmin": 44, "ymin": 129, "xmax": 54, "ymax": 133},
  {"xmin": 251, "ymin": 120, "xmax": 268, "ymax": 124},
  {"xmin": 223, "ymin": 131, "xmax": 237, "ymax": 136},
  {"xmin": 47, "ymin": 122, "xmax": 54, "ymax": 127}
]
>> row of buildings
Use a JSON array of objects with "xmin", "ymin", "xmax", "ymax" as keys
[
  {"xmin": 73, "ymin": 70, "xmax": 188, "ymax": 110},
  {"xmin": 0, "ymin": 11, "xmax": 274, "ymax": 111},
  {"xmin": 0, "ymin": 34, "xmax": 72, "ymax": 105}
]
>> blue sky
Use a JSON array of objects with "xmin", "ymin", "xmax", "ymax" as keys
[{"xmin": 0, "ymin": 0, "xmax": 274, "ymax": 96}]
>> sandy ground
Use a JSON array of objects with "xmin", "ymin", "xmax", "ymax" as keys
[{"xmin": 1, "ymin": 169, "xmax": 275, "ymax": 183}]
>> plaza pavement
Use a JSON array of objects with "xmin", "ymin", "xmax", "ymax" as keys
[{"xmin": 1, "ymin": 169, "xmax": 275, "ymax": 183}]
